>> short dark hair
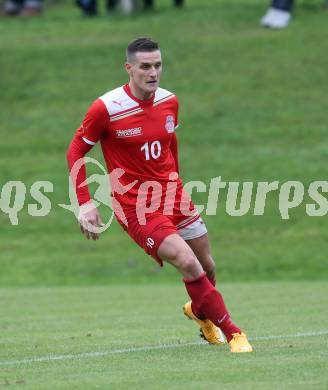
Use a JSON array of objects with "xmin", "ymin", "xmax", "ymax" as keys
[{"xmin": 126, "ymin": 37, "xmax": 159, "ymax": 62}]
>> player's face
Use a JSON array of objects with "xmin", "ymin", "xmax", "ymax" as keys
[{"xmin": 126, "ymin": 50, "xmax": 162, "ymax": 99}]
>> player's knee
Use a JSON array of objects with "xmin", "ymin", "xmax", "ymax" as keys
[{"xmin": 175, "ymin": 249, "xmax": 198, "ymax": 274}]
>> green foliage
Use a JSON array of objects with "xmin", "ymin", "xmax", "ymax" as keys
[{"xmin": 1, "ymin": 0, "xmax": 328, "ymax": 285}]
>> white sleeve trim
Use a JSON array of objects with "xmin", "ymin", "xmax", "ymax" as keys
[
  {"xmin": 175, "ymin": 124, "xmax": 179, "ymax": 129},
  {"xmin": 82, "ymin": 137, "xmax": 96, "ymax": 145}
]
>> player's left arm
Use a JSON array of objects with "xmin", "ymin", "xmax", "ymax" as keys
[
  {"xmin": 170, "ymin": 95, "xmax": 180, "ymax": 173},
  {"xmin": 170, "ymin": 133, "xmax": 179, "ymax": 174}
]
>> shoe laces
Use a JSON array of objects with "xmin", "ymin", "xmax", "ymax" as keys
[
  {"xmin": 231, "ymin": 332, "xmax": 244, "ymax": 340},
  {"xmin": 203, "ymin": 321, "xmax": 218, "ymax": 337}
]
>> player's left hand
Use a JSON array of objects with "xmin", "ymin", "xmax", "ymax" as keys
[{"xmin": 78, "ymin": 201, "xmax": 104, "ymax": 240}]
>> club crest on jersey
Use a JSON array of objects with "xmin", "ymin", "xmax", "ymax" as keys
[
  {"xmin": 116, "ymin": 127, "xmax": 142, "ymax": 138},
  {"xmin": 165, "ymin": 115, "xmax": 175, "ymax": 133}
]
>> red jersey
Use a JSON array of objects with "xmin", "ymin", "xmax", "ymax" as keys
[{"xmin": 76, "ymin": 84, "xmax": 183, "ymax": 212}]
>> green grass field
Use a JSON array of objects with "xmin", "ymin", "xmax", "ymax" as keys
[
  {"xmin": 1, "ymin": 282, "xmax": 328, "ymax": 389},
  {"xmin": 1, "ymin": 0, "xmax": 328, "ymax": 284},
  {"xmin": 1, "ymin": 0, "xmax": 328, "ymax": 388}
]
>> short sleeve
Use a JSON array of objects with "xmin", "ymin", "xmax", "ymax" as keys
[{"xmin": 76, "ymin": 99, "xmax": 109, "ymax": 145}]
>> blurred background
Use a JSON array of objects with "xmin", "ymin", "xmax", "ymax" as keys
[{"xmin": 1, "ymin": 0, "xmax": 328, "ymax": 287}]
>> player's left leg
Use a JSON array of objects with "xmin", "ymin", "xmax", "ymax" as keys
[
  {"xmin": 178, "ymin": 219, "xmax": 217, "ymax": 318},
  {"xmin": 186, "ymin": 233, "xmax": 216, "ymax": 286},
  {"xmin": 179, "ymin": 224, "xmax": 223, "ymax": 340},
  {"xmin": 178, "ymin": 219, "xmax": 252, "ymax": 352},
  {"xmin": 184, "ymin": 233, "xmax": 222, "ymax": 340}
]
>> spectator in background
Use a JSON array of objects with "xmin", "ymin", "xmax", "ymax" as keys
[
  {"xmin": 76, "ymin": 0, "xmax": 108, "ymax": 16},
  {"xmin": 144, "ymin": 0, "xmax": 184, "ymax": 8},
  {"xmin": 1, "ymin": 0, "xmax": 42, "ymax": 16},
  {"xmin": 76, "ymin": 0, "xmax": 184, "ymax": 17},
  {"xmin": 76, "ymin": 0, "xmax": 136, "ymax": 16},
  {"xmin": 261, "ymin": 0, "xmax": 294, "ymax": 29}
]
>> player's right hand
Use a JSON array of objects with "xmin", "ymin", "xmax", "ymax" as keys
[{"xmin": 78, "ymin": 201, "xmax": 104, "ymax": 240}]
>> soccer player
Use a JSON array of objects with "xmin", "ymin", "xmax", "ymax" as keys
[{"xmin": 66, "ymin": 37, "xmax": 253, "ymax": 353}]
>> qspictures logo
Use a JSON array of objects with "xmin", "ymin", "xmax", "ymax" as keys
[{"xmin": 0, "ymin": 157, "xmax": 328, "ymax": 233}]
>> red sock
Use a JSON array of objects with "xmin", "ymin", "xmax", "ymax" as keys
[
  {"xmin": 208, "ymin": 274, "xmax": 216, "ymax": 287},
  {"xmin": 185, "ymin": 273, "xmax": 241, "ymax": 342},
  {"xmin": 191, "ymin": 273, "xmax": 216, "ymax": 319}
]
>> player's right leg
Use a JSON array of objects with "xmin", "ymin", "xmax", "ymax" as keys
[
  {"xmin": 157, "ymin": 233, "xmax": 223, "ymax": 345},
  {"xmin": 121, "ymin": 213, "xmax": 224, "ymax": 345},
  {"xmin": 158, "ymin": 234, "xmax": 253, "ymax": 352},
  {"xmin": 157, "ymin": 233, "xmax": 203, "ymax": 279}
]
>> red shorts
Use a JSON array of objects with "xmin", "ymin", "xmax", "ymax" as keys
[
  {"xmin": 117, "ymin": 209, "xmax": 201, "ymax": 266},
  {"xmin": 115, "ymin": 184, "xmax": 204, "ymax": 266}
]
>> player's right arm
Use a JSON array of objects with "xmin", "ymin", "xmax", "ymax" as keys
[{"xmin": 66, "ymin": 99, "xmax": 109, "ymax": 240}]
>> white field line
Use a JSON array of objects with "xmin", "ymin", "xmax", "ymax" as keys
[{"xmin": 1, "ymin": 330, "xmax": 327, "ymax": 367}]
